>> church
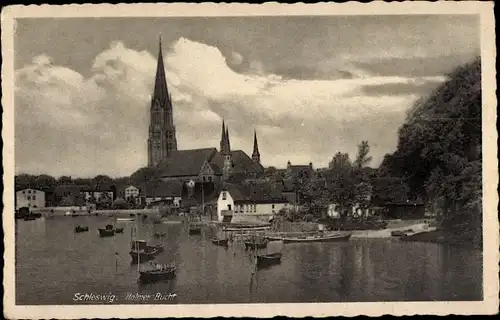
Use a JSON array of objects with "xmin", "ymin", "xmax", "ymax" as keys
[{"xmin": 147, "ymin": 38, "xmax": 264, "ymax": 187}]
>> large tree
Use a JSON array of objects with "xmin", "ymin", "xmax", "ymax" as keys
[{"xmin": 378, "ymin": 58, "xmax": 482, "ymax": 238}]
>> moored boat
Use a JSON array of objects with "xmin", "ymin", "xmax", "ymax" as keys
[
  {"xmin": 188, "ymin": 223, "xmax": 202, "ymax": 235},
  {"xmin": 130, "ymin": 240, "xmax": 161, "ymax": 263},
  {"xmin": 75, "ymin": 225, "xmax": 89, "ymax": 233},
  {"xmin": 256, "ymin": 252, "xmax": 282, "ymax": 268},
  {"xmin": 139, "ymin": 262, "xmax": 176, "ymax": 284},
  {"xmin": 23, "ymin": 216, "xmax": 37, "ymax": 221},
  {"xmin": 212, "ymin": 237, "xmax": 229, "ymax": 246},
  {"xmin": 244, "ymin": 237, "xmax": 268, "ymax": 250},
  {"xmin": 266, "ymin": 232, "xmax": 351, "ymax": 243},
  {"xmin": 98, "ymin": 224, "xmax": 115, "ymax": 237},
  {"xmin": 115, "ymin": 228, "xmax": 124, "ymax": 234},
  {"xmin": 153, "ymin": 232, "xmax": 167, "ymax": 238}
]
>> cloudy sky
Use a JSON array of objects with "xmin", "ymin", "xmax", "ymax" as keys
[{"xmin": 14, "ymin": 15, "xmax": 479, "ymax": 178}]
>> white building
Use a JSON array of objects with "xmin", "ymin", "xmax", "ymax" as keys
[
  {"xmin": 16, "ymin": 188, "xmax": 45, "ymax": 210},
  {"xmin": 216, "ymin": 184, "xmax": 289, "ymax": 222},
  {"xmin": 124, "ymin": 185, "xmax": 140, "ymax": 199}
]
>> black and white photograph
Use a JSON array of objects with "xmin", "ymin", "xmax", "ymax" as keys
[{"xmin": 2, "ymin": 2, "xmax": 498, "ymax": 318}]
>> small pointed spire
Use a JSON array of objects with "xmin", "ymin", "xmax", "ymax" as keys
[
  {"xmin": 225, "ymin": 126, "xmax": 231, "ymax": 151},
  {"xmin": 220, "ymin": 119, "xmax": 227, "ymax": 152},
  {"xmin": 252, "ymin": 129, "xmax": 260, "ymax": 164}
]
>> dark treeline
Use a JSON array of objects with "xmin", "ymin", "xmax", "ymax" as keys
[
  {"xmin": 378, "ymin": 57, "xmax": 482, "ymax": 243},
  {"xmin": 14, "ymin": 167, "xmax": 163, "ymax": 192}
]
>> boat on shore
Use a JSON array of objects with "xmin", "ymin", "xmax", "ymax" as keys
[
  {"xmin": 266, "ymin": 232, "xmax": 351, "ymax": 243},
  {"xmin": 139, "ymin": 262, "xmax": 176, "ymax": 284}
]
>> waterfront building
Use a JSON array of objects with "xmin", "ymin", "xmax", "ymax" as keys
[
  {"xmin": 15, "ymin": 188, "xmax": 45, "ymax": 210},
  {"xmin": 216, "ymin": 183, "xmax": 289, "ymax": 222},
  {"xmin": 124, "ymin": 185, "xmax": 140, "ymax": 202},
  {"xmin": 143, "ymin": 180, "xmax": 183, "ymax": 207}
]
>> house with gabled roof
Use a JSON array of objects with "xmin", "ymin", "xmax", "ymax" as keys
[{"xmin": 216, "ymin": 182, "xmax": 289, "ymax": 222}]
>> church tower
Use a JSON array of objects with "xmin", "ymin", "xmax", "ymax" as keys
[
  {"xmin": 252, "ymin": 129, "xmax": 261, "ymax": 164},
  {"xmin": 220, "ymin": 120, "xmax": 232, "ymax": 179},
  {"xmin": 148, "ymin": 36, "xmax": 177, "ymax": 167}
]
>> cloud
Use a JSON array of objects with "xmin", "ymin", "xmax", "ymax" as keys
[
  {"xmin": 230, "ymin": 51, "xmax": 243, "ymax": 65},
  {"xmin": 15, "ymin": 38, "xmax": 447, "ymax": 177}
]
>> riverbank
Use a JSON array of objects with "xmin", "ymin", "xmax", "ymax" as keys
[
  {"xmin": 399, "ymin": 229, "xmax": 482, "ymax": 249},
  {"xmin": 351, "ymin": 220, "xmax": 436, "ymax": 239}
]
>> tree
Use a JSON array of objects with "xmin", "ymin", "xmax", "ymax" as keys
[
  {"xmin": 33, "ymin": 174, "xmax": 57, "ymax": 190},
  {"xmin": 58, "ymin": 176, "xmax": 73, "ymax": 185},
  {"xmin": 377, "ymin": 58, "xmax": 482, "ymax": 240},
  {"xmin": 354, "ymin": 141, "xmax": 373, "ymax": 169},
  {"xmin": 131, "ymin": 167, "xmax": 160, "ymax": 184}
]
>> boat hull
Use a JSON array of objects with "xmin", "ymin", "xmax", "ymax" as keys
[
  {"xmin": 98, "ymin": 229, "xmax": 115, "ymax": 237},
  {"xmin": 139, "ymin": 268, "xmax": 176, "ymax": 284},
  {"xmin": 266, "ymin": 233, "xmax": 351, "ymax": 243},
  {"xmin": 256, "ymin": 253, "xmax": 282, "ymax": 268},
  {"xmin": 130, "ymin": 250, "xmax": 157, "ymax": 264},
  {"xmin": 245, "ymin": 241, "xmax": 268, "ymax": 250},
  {"xmin": 188, "ymin": 228, "xmax": 201, "ymax": 235},
  {"xmin": 212, "ymin": 238, "xmax": 229, "ymax": 246}
]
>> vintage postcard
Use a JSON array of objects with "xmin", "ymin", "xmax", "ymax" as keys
[{"xmin": 2, "ymin": 2, "xmax": 498, "ymax": 318}]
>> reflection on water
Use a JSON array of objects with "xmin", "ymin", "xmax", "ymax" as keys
[{"xmin": 15, "ymin": 216, "xmax": 482, "ymax": 304}]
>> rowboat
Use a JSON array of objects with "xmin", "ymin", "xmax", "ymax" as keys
[
  {"xmin": 75, "ymin": 225, "xmax": 89, "ymax": 233},
  {"xmin": 212, "ymin": 237, "xmax": 229, "ymax": 247},
  {"xmin": 256, "ymin": 252, "xmax": 282, "ymax": 268},
  {"xmin": 98, "ymin": 224, "xmax": 116, "ymax": 237},
  {"xmin": 139, "ymin": 263, "xmax": 176, "ymax": 284},
  {"xmin": 266, "ymin": 232, "xmax": 351, "ymax": 243},
  {"xmin": 117, "ymin": 218, "xmax": 134, "ymax": 222}
]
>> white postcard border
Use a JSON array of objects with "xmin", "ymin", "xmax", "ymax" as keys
[{"xmin": 2, "ymin": 2, "xmax": 498, "ymax": 318}]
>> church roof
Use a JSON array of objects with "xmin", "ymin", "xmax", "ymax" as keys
[
  {"xmin": 158, "ymin": 148, "xmax": 218, "ymax": 178},
  {"xmin": 212, "ymin": 150, "xmax": 264, "ymax": 176}
]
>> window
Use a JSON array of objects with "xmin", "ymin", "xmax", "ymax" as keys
[
  {"xmin": 33, "ymin": 195, "xmax": 36, "ymax": 200},
  {"xmin": 208, "ymin": 176, "xmax": 212, "ymax": 183},
  {"xmin": 27, "ymin": 196, "xmax": 30, "ymax": 200},
  {"xmin": 253, "ymin": 205, "xmax": 256, "ymax": 213},
  {"xmin": 272, "ymin": 204, "xmax": 275, "ymax": 209},
  {"xmin": 22, "ymin": 191, "xmax": 25, "ymax": 194},
  {"xmin": 222, "ymin": 192, "xmax": 227, "ymax": 200}
]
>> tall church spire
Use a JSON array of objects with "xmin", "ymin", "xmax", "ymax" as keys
[
  {"xmin": 252, "ymin": 129, "xmax": 261, "ymax": 164},
  {"xmin": 152, "ymin": 35, "xmax": 170, "ymax": 107},
  {"xmin": 148, "ymin": 35, "xmax": 177, "ymax": 167}
]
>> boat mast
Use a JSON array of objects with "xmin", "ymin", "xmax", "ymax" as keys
[{"xmin": 137, "ymin": 214, "xmax": 140, "ymax": 273}]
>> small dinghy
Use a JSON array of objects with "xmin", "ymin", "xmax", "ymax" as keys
[
  {"xmin": 139, "ymin": 262, "xmax": 176, "ymax": 284},
  {"xmin": 75, "ymin": 225, "xmax": 89, "ymax": 233},
  {"xmin": 98, "ymin": 224, "xmax": 115, "ymax": 237},
  {"xmin": 212, "ymin": 237, "xmax": 229, "ymax": 247},
  {"xmin": 256, "ymin": 252, "xmax": 282, "ymax": 268}
]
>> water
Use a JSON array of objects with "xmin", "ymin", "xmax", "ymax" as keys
[{"xmin": 15, "ymin": 216, "xmax": 483, "ymax": 304}]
